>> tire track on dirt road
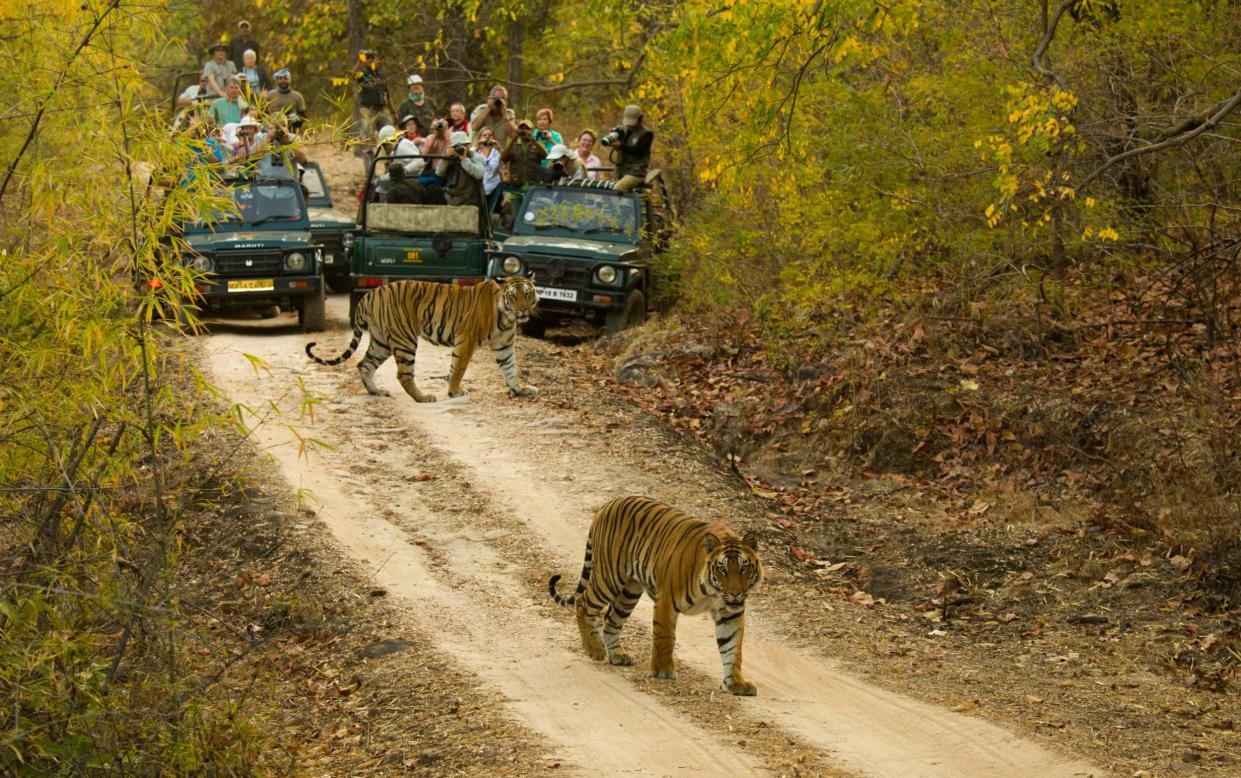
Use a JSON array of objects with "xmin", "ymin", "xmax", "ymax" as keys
[{"xmin": 198, "ymin": 295, "xmax": 1106, "ymax": 777}]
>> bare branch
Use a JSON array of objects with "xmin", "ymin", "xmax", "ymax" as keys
[
  {"xmin": 1078, "ymin": 83, "xmax": 1241, "ymax": 188},
  {"xmin": 1031, "ymin": 0, "xmax": 1079, "ymax": 91}
]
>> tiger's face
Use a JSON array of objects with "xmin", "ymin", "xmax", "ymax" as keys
[
  {"xmin": 703, "ymin": 532, "xmax": 762, "ymax": 608},
  {"xmin": 500, "ymin": 276, "xmax": 539, "ymax": 323}
]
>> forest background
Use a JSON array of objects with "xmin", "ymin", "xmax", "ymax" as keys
[{"xmin": 1, "ymin": 0, "xmax": 1239, "ymax": 772}]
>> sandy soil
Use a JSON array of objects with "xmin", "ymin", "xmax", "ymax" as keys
[{"xmin": 194, "ymin": 293, "xmax": 1107, "ymax": 778}]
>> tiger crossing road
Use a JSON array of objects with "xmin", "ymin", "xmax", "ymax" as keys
[{"xmin": 198, "ymin": 293, "xmax": 1107, "ymax": 777}]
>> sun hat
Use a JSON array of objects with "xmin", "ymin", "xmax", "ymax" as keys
[
  {"xmin": 399, "ymin": 114, "xmax": 417, "ymax": 127},
  {"xmin": 546, "ymin": 144, "xmax": 577, "ymax": 161},
  {"xmin": 238, "ymin": 20, "xmax": 250, "ymax": 29},
  {"xmin": 377, "ymin": 125, "xmax": 398, "ymax": 144},
  {"xmin": 516, "ymin": 119, "xmax": 533, "ymax": 130},
  {"xmin": 407, "ymin": 74, "xmax": 423, "ymax": 85},
  {"xmin": 449, "ymin": 131, "xmax": 470, "ymax": 148}
]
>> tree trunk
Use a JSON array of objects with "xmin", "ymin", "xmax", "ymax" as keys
[{"xmin": 507, "ymin": 18, "xmax": 523, "ymax": 110}]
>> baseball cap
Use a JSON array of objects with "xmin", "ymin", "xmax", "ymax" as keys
[
  {"xmin": 273, "ymin": 68, "xmax": 291, "ymax": 79},
  {"xmin": 516, "ymin": 119, "xmax": 533, "ymax": 130},
  {"xmin": 546, "ymin": 144, "xmax": 577, "ymax": 161},
  {"xmin": 407, "ymin": 74, "xmax": 423, "ymax": 85},
  {"xmin": 449, "ymin": 131, "xmax": 470, "ymax": 148},
  {"xmin": 622, "ymin": 104, "xmax": 642, "ymax": 127},
  {"xmin": 238, "ymin": 20, "xmax": 250, "ymax": 29}
]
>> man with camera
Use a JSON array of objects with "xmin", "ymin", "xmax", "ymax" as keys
[
  {"xmin": 353, "ymin": 49, "xmax": 390, "ymax": 140},
  {"xmin": 469, "ymin": 85, "xmax": 518, "ymax": 148},
  {"xmin": 601, "ymin": 104, "xmax": 654, "ymax": 192},
  {"xmin": 435, "ymin": 131, "xmax": 485, "ymax": 207},
  {"xmin": 501, "ymin": 119, "xmax": 548, "ymax": 188}
]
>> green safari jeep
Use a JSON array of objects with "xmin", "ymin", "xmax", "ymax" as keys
[
  {"xmin": 349, "ymin": 153, "xmax": 500, "ymax": 316},
  {"xmin": 301, "ymin": 161, "xmax": 358, "ymax": 294},
  {"xmin": 174, "ymin": 171, "xmax": 326, "ymax": 331},
  {"xmin": 496, "ymin": 174, "xmax": 673, "ymax": 337}
]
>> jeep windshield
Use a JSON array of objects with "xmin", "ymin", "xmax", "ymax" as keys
[
  {"xmin": 515, "ymin": 188, "xmax": 639, "ymax": 241},
  {"xmin": 189, "ymin": 180, "xmax": 306, "ymax": 231}
]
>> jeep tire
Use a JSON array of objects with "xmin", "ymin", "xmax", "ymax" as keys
[
  {"xmin": 299, "ymin": 285, "xmax": 327, "ymax": 333},
  {"xmin": 326, "ymin": 273, "xmax": 353, "ymax": 294},
  {"xmin": 604, "ymin": 289, "xmax": 646, "ymax": 335}
]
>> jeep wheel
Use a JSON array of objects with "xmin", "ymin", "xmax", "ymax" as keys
[
  {"xmin": 520, "ymin": 316, "xmax": 547, "ymax": 339},
  {"xmin": 604, "ymin": 289, "xmax": 646, "ymax": 335},
  {"xmin": 326, "ymin": 274, "xmax": 352, "ymax": 294},
  {"xmin": 299, "ymin": 285, "xmax": 327, "ymax": 333}
]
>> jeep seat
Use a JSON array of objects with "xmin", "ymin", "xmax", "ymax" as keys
[{"xmin": 367, "ymin": 203, "xmax": 480, "ymax": 235}]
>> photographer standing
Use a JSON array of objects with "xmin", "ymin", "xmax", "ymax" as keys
[
  {"xmin": 501, "ymin": 119, "xmax": 548, "ymax": 188},
  {"xmin": 600, "ymin": 104, "xmax": 653, "ymax": 192},
  {"xmin": 436, "ymin": 132, "xmax": 484, "ymax": 207},
  {"xmin": 353, "ymin": 50, "xmax": 390, "ymax": 139},
  {"xmin": 469, "ymin": 85, "xmax": 518, "ymax": 148},
  {"xmin": 475, "ymin": 128, "xmax": 503, "ymax": 213}
]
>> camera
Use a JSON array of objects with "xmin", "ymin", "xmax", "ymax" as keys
[
  {"xmin": 535, "ymin": 129, "xmax": 549, "ymax": 140},
  {"xmin": 600, "ymin": 126, "xmax": 625, "ymax": 146},
  {"xmin": 492, "ymin": 97, "xmax": 503, "ymax": 109},
  {"xmin": 432, "ymin": 118, "xmax": 446, "ymax": 131}
]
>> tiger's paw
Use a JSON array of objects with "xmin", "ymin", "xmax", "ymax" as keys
[
  {"xmin": 725, "ymin": 679, "xmax": 758, "ymax": 697},
  {"xmin": 608, "ymin": 650, "xmax": 634, "ymax": 667},
  {"xmin": 415, "ymin": 394, "xmax": 438, "ymax": 403},
  {"xmin": 509, "ymin": 385, "xmax": 538, "ymax": 398},
  {"xmin": 650, "ymin": 668, "xmax": 678, "ymax": 681},
  {"xmin": 447, "ymin": 389, "xmax": 467, "ymax": 398},
  {"xmin": 366, "ymin": 387, "xmax": 392, "ymax": 397}
]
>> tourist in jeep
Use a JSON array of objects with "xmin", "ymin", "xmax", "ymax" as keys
[
  {"xmin": 239, "ymin": 49, "xmax": 270, "ymax": 92},
  {"xmin": 448, "ymin": 102, "xmax": 469, "ymax": 134},
  {"xmin": 384, "ymin": 161, "xmax": 427, "ymax": 204},
  {"xmin": 533, "ymin": 107, "xmax": 563, "ymax": 159},
  {"xmin": 266, "ymin": 68, "xmax": 307, "ymax": 118},
  {"xmin": 600, "ymin": 104, "xmax": 653, "ymax": 192},
  {"xmin": 574, "ymin": 130, "xmax": 603, "ymax": 179},
  {"xmin": 396, "ymin": 74, "xmax": 436, "ymax": 136},
  {"xmin": 203, "ymin": 42, "xmax": 236, "ymax": 98},
  {"xmin": 229, "ymin": 20, "xmax": 261, "ymax": 70},
  {"xmin": 475, "ymin": 127, "xmax": 503, "ymax": 213},
  {"xmin": 436, "ymin": 131, "xmax": 484, "ymax": 207},
  {"xmin": 544, "ymin": 144, "xmax": 580, "ymax": 182},
  {"xmin": 209, "ymin": 77, "xmax": 246, "ymax": 126},
  {"xmin": 470, "ymin": 86, "xmax": 517, "ymax": 148},
  {"xmin": 502, "ymin": 119, "xmax": 547, "ymax": 187}
]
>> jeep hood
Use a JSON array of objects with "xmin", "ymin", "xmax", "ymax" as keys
[
  {"xmin": 185, "ymin": 230, "xmax": 313, "ymax": 250},
  {"xmin": 307, "ymin": 207, "xmax": 357, "ymax": 230},
  {"xmin": 503, "ymin": 234, "xmax": 636, "ymax": 262}
]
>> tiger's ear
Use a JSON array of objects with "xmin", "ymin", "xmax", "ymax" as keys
[
  {"xmin": 702, "ymin": 532, "xmax": 720, "ymax": 552},
  {"xmin": 525, "ymin": 269, "xmax": 536, "ymax": 279},
  {"xmin": 741, "ymin": 531, "xmax": 759, "ymax": 551}
]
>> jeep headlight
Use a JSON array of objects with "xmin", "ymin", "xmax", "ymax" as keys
[
  {"xmin": 342, "ymin": 232, "xmax": 355, "ymax": 249},
  {"xmin": 502, "ymin": 255, "xmax": 523, "ymax": 274},
  {"xmin": 285, "ymin": 251, "xmax": 307, "ymax": 271},
  {"xmin": 189, "ymin": 254, "xmax": 212, "ymax": 272},
  {"xmin": 595, "ymin": 265, "xmax": 618, "ymax": 285}
]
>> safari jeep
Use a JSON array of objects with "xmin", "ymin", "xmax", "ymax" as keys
[
  {"xmin": 496, "ymin": 173, "xmax": 672, "ymax": 337},
  {"xmin": 175, "ymin": 171, "xmax": 326, "ymax": 331},
  {"xmin": 349, "ymin": 153, "xmax": 500, "ymax": 316},
  {"xmin": 300, "ymin": 161, "xmax": 358, "ymax": 293}
]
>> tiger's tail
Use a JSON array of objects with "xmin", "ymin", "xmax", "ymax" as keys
[
  {"xmin": 305, "ymin": 296, "xmax": 368, "ymax": 365},
  {"xmin": 548, "ymin": 539, "xmax": 592, "ymax": 606}
]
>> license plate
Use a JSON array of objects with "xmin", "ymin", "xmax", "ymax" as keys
[
  {"xmin": 404, "ymin": 249, "xmax": 421, "ymax": 263},
  {"xmin": 535, "ymin": 286, "xmax": 577, "ymax": 302},
  {"xmin": 323, "ymin": 252, "xmax": 336, "ymax": 264},
  {"xmin": 228, "ymin": 278, "xmax": 274, "ymax": 292}
]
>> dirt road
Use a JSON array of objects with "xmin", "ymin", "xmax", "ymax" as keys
[{"xmin": 198, "ymin": 295, "xmax": 1106, "ymax": 777}]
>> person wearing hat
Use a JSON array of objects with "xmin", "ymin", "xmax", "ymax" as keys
[
  {"xmin": 601, "ymin": 104, "xmax": 654, "ymax": 191},
  {"xmin": 209, "ymin": 76, "xmax": 247, "ymax": 127},
  {"xmin": 435, "ymin": 131, "xmax": 484, "ymax": 207},
  {"xmin": 473, "ymin": 127, "xmax": 503, "ymax": 213},
  {"xmin": 266, "ymin": 69, "xmax": 307, "ymax": 118},
  {"xmin": 203, "ymin": 42, "xmax": 237, "ymax": 98},
  {"xmin": 470, "ymin": 85, "xmax": 517, "ymax": 149},
  {"xmin": 501, "ymin": 119, "xmax": 547, "ymax": 188},
  {"xmin": 396, "ymin": 75, "xmax": 437, "ymax": 137},
  {"xmin": 543, "ymin": 144, "xmax": 580, "ymax": 182},
  {"xmin": 231, "ymin": 117, "xmax": 265, "ymax": 162},
  {"xmin": 398, "ymin": 114, "xmax": 423, "ymax": 144},
  {"xmin": 229, "ymin": 20, "xmax": 261, "ymax": 71}
]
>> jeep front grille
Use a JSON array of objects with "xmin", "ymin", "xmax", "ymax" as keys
[
  {"xmin": 525, "ymin": 259, "xmax": 590, "ymax": 286},
  {"xmin": 213, "ymin": 250, "xmax": 284, "ymax": 275}
]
